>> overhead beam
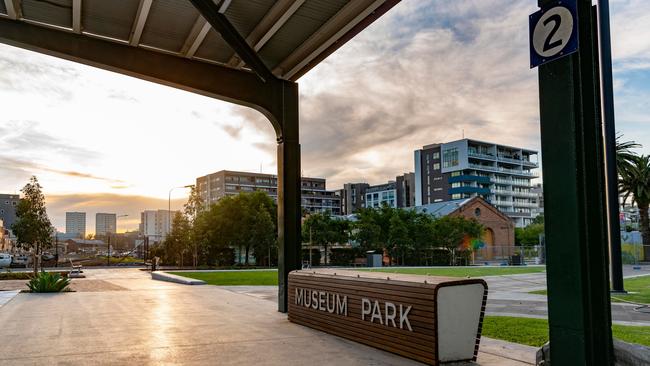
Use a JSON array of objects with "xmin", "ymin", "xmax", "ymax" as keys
[
  {"xmin": 187, "ymin": 0, "xmax": 275, "ymax": 83},
  {"xmin": 180, "ymin": 16, "xmax": 210, "ymax": 58},
  {"xmin": 227, "ymin": 0, "xmax": 306, "ymax": 68},
  {"xmin": 129, "ymin": 0, "xmax": 152, "ymax": 46},
  {"xmin": 72, "ymin": 0, "xmax": 81, "ymax": 33},
  {"xmin": 0, "ymin": 17, "xmax": 283, "ymax": 135},
  {"xmin": 275, "ymin": 0, "xmax": 385, "ymax": 80},
  {"xmin": 3, "ymin": 0, "xmax": 21, "ymax": 20}
]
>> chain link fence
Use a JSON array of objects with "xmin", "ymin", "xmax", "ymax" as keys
[{"xmin": 472, "ymin": 245, "xmax": 545, "ymax": 265}]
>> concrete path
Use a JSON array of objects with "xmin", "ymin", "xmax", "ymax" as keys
[{"xmin": 0, "ymin": 268, "xmax": 535, "ymax": 365}]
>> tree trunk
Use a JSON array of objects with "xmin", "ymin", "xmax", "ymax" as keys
[
  {"xmin": 640, "ymin": 205, "xmax": 650, "ymax": 261},
  {"xmin": 324, "ymin": 243, "xmax": 328, "ymax": 266}
]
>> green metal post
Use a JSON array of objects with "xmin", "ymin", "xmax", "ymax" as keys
[
  {"xmin": 537, "ymin": 0, "xmax": 613, "ymax": 364},
  {"xmin": 275, "ymin": 80, "xmax": 302, "ymax": 313}
]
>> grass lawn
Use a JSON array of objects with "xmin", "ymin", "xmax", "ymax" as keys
[
  {"xmin": 530, "ymin": 275, "xmax": 650, "ymax": 304},
  {"xmin": 169, "ymin": 270, "xmax": 278, "ymax": 286},
  {"xmin": 362, "ymin": 266, "xmax": 546, "ymax": 278},
  {"xmin": 483, "ymin": 316, "xmax": 650, "ymax": 347}
]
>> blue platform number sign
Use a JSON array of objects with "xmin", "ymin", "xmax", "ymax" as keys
[{"xmin": 529, "ymin": 0, "xmax": 578, "ymax": 68}]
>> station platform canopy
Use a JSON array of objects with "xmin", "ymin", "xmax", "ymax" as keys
[{"xmin": 0, "ymin": 0, "xmax": 398, "ymax": 81}]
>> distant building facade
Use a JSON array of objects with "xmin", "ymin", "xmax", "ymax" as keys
[
  {"xmin": 0, "ymin": 194, "xmax": 19, "ymax": 234},
  {"xmin": 0, "ymin": 219, "xmax": 11, "ymax": 251},
  {"xmin": 530, "ymin": 183, "xmax": 544, "ymax": 219},
  {"xmin": 365, "ymin": 182, "xmax": 397, "ymax": 208},
  {"xmin": 65, "ymin": 212, "xmax": 86, "ymax": 239},
  {"xmin": 95, "ymin": 213, "xmax": 117, "ymax": 236},
  {"xmin": 414, "ymin": 139, "xmax": 539, "ymax": 227},
  {"xmin": 396, "ymin": 172, "xmax": 416, "ymax": 208},
  {"xmin": 196, "ymin": 170, "xmax": 341, "ymax": 215},
  {"xmin": 337, "ymin": 183, "xmax": 369, "ymax": 215},
  {"xmin": 140, "ymin": 210, "xmax": 177, "ymax": 243}
]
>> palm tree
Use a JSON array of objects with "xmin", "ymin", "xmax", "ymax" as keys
[
  {"xmin": 619, "ymin": 155, "xmax": 650, "ymax": 261},
  {"xmin": 616, "ymin": 134, "xmax": 641, "ymax": 174}
]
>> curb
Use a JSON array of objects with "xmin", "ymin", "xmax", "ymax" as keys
[{"xmin": 151, "ymin": 272, "xmax": 206, "ymax": 285}]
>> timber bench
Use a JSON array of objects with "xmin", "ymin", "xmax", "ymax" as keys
[{"xmin": 288, "ymin": 269, "xmax": 487, "ymax": 365}]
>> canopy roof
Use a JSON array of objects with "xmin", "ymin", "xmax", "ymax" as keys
[{"xmin": 0, "ymin": 0, "xmax": 398, "ymax": 81}]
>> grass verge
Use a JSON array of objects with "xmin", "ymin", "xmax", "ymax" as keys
[
  {"xmin": 168, "ymin": 270, "xmax": 278, "ymax": 286},
  {"xmin": 362, "ymin": 266, "xmax": 545, "ymax": 278},
  {"xmin": 483, "ymin": 316, "xmax": 650, "ymax": 347},
  {"xmin": 530, "ymin": 275, "xmax": 650, "ymax": 304}
]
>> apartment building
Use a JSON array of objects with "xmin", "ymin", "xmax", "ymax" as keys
[
  {"xmin": 95, "ymin": 213, "xmax": 117, "ymax": 236},
  {"xmin": 0, "ymin": 194, "xmax": 19, "ymax": 234},
  {"xmin": 139, "ymin": 210, "xmax": 177, "ymax": 243},
  {"xmin": 365, "ymin": 182, "xmax": 397, "ymax": 209},
  {"xmin": 414, "ymin": 139, "xmax": 539, "ymax": 227},
  {"xmin": 65, "ymin": 212, "xmax": 86, "ymax": 239},
  {"xmin": 396, "ymin": 172, "xmax": 416, "ymax": 208},
  {"xmin": 196, "ymin": 170, "xmax": 341, "ymax": 215},
  {"xmin": 336, "ymin": 183, "xmax": 369, "ymax": 215}
]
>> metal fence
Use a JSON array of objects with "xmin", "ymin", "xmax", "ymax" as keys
[{"xmin": 472, "ymin": 245, "xmax": 545, "ymax": 265}]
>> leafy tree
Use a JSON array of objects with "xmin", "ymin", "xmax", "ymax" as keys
[
  {"xmin": 619, "ymin": 155, "xmax": 650, "ymax": 261},
  {"xmin": 184, "ymin": 186, "xmax": 204, "ymax": 268},
  {"xmin": 515, "ymin": 223, "xmax": 544, "ymax": 246},
  {"xmin": 387, "ymin": 214, "xmax": 410, "ymax": 265},
  {"xmin": 11, "ymin": 176, "xmax": 53, "ymax": 274},
  {"xmin": 250, "ymin": 206, "xmax": 276, "ymax": 266},
  {"xmin": 302, "ymin": 211, "xmax": 349, "ymax": 265},
  {"xmin": 430, "ymin": 216, "xmax": 483, "ymax": 250},
  {"xmin": 162, "ymin": 212, "xmax": 191, "ymax": 266}
]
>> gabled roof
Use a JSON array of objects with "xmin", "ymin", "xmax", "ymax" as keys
[{"xmin": 414, "ymin": 198, "xmax": 474, "ymax": 217}]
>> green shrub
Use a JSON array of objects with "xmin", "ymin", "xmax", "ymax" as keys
[
  {"xmin": 26, "ymin": 271, "xmax": 71, "ymax": 293},
  {"xmin": 0, "ymin": 271, "xmax": 68, "ymax": 281}
]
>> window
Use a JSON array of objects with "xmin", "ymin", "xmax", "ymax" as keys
[
  {"xmin": 434, "ymin": 188, "xmax": 442, "ymax": 192},
  {"xmin": 451, "ymin": 182, "xmax": 461, "ymax": 188},
  {"xmin": 432, "ymin": 152, "xmax": 440, "ymax": 160},
  {"xmin": 443, "ymin": 148, "xmax": 459, "ymax": 168},
  {"xmin": 450, "ymin": 171, "xmax": 461, "ymax": 177},
  {"xmin": 434, "ymin": 177, "xmax": 443, "ymax": 181},
  {"xmin": 451, "ymin": 194, "xmax": 462, "ymax": 200},
  {"xmin": 433, "ymin": 163, "xmax": 440, "ymax": 170}
]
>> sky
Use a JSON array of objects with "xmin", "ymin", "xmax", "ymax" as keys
[{"xmin": 0, "ymin": 0, "xmax": 649, "ymax": 233}]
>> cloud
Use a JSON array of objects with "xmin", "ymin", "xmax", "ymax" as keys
[
  {"xmin": 0, "ymin": 156, "xmax": 121, "ymax": 184},
  {"xmin": 296, "ymin": 0, "xmax": 540, "ymax": 188},
  {"xmin": 46, "ymin": 193, "xmax": 187, "ymax": 233},
  {"xmin": 0, "ymin": 121, "xmax": 100, "ymax": 161}
]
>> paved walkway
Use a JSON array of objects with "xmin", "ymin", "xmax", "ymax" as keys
[{"xmin": 0, "ymin": 268, "xmax": 535, "ymax": 365}]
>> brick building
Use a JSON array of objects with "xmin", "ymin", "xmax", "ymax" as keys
[{"xmin": 416, "ymin": 196, "xmax": 515, "ymax": 260}]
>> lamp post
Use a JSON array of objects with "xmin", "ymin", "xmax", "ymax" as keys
[
  {"xmin": 107, "ymin": 214, "xmax": 128, "ymax": 267},
  {"xmin": 168, "ymin": 185, "xmax": 194, "ymax": 238}
]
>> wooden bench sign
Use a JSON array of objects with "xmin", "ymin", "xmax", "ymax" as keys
[{"xmin": 288, "ymin": 269, "xmax": 488, "ymax": 365}]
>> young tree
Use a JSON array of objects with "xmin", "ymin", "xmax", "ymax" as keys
[
  {"xmin": 619, "ymin": 155, "xmax": 650, "ymax": 261},
  {"xmin": 387, "ymin": 214, "xmax": 410, "ymax": 266},
  {"xmin": 162, "ymin": 212, "xmax": 191, "ymax": 266},
  {"xmin": 184, "ymin": 186, "xmax": 204, "ymax": 268},
  {"xmin": 11, "ymin": 176, "xmax": 53, "ymax": 274}
]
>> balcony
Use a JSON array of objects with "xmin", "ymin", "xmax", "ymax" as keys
[
  {"xmin": 468, "ymin": 151, "xmax": 496, "ymax": 161},
  {"xmin": 448, "ymin": 175, "xmax": 491, "ymax": 184},
  {"xmin": 449, "ymin": 186, "xmax": 491, "ymax": 195}
]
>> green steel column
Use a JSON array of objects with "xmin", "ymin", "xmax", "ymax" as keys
[
  {"xmin": 275, "ymin": 80, "xmax": 302, "ymax": 313},
  {"xmin": 537, "ymin": 0, "xmax": 613, "ymax": 364}
]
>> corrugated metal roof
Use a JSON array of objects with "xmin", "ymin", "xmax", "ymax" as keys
[
  {"xmin": 22, "ymin": 0, "xmax": 72, "ymax": 28},
  {"xmin": 414, "ymin": 199, "xmax": 473, "ymax": 217},
  {"xmin": 0, "ymin": 0, "xmax": 398, "ymax": 81},
  {"xmin": 82, "ymin": 0, "xmax": 140, "ymax": 42}
]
